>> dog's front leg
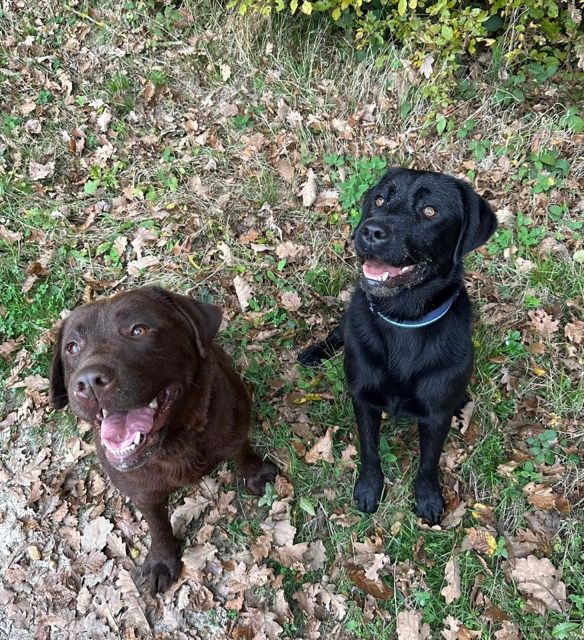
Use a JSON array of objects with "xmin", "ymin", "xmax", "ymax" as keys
[
  {"xmin": 352, "ymin": 399, "xmax": 384, "ymax": 513},
  {"xmin": 415, "ymin": 417, "xmax": 451, "ymax": 525},
  {"xmin": 136, "ymin": 498, "xmax": 182, "ymax": 594}
]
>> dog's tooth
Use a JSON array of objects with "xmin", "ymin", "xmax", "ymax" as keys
[
  {"xmin": 133, "ymin": 432, "xmax": 142, "ymax": 445},
  {"xmin": 381, "ymin": 272, "xmax": 389, "ymax": 281},
  {"xmin": 102, "ymin": 408, "xmax": 109, "ymax": 418},
  {"xmin": 149, "ymin": 398, "xmax": 158, "ymax": 410}
]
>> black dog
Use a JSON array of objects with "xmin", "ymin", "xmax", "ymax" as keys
[{"xmin": 299, "ymin": 168, "xmax": 497, "ymax": 524}]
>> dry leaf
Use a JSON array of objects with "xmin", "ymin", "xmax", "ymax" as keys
[
  {"xmin": 275, "ymin": 241, "xmax": 307, "ymax": 262},
  {"xmin": 127, "ymin": 255, "xmax": 159, "ymax": 276},
  {"xmin": 510, "ymin": 555, "xmax": 566, "ymax": 613},
  {"xmin": 220, "ymin": 63, "xmax": 231, "ymax": 81},
  {"xmin": 461, "ymin": 527, "xmax": 497, "ymax": 556},
  {"xmin": 396, "ymin": 610, "xmax": 431, "ymax": 640},
  {"xmin": 96, "ymin": 109, "xmax": 112, "ymax": 132},
  {"xmin": 522, "ymin": 482, "xmax": 556, "ymax": 510},
  {"xmin": 348, "ymin": 568, "xmax": 393, "ymax": 600},
  {"xmin": 304, "ymin": 428, "xmax": 335, "ymax": 464},
  {"xmin": 528, "ymin": 309, "xmax": 559, "ymax": 338},
  {"xmin": 565, "ymin": 319, "xmax": 584, "ymax": 344},
  {"xmin": 80, "ymin": 516, "xmax": 114, "ymax": 552},
  {"xmin": 233, "ymin": 275, "xmax": 253, "ymax": 311},
  {"xmin": 182, "ymin": 543, "xmax": 217, "ymax": 571},
  {"xmin": 441, "ymin": 552, "xmax": 461, "ymax": 604},
  {"xmin": 441, "ymin": 616, "xmax": 480, "ymax": 639},
  {"xmin": 280, "ymin": 291, "xmax": 301, "ymax": 312},
  {"xmin": 300, "ymin": 169, "xmax": 317, "ymax": 207},
  {"xmin": 276, "ymin": 158, "xmax": 294, "ymax": 184},
  {"xmin": 494, "ymin": 621, "xmax": 521, "ymax": 640},
  {"xmin": 29, "ymin": 160, "xmax": 55, "ymax": 181}
]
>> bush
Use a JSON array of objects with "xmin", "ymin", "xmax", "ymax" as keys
[{"xmin": 229, "ymin": 0, "xmax": 583, "ymax": 97}]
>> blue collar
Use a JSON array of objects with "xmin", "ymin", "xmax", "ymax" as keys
[{"xmin": 368, "ymin": 291, "xmax": 459, "ymax": 329}]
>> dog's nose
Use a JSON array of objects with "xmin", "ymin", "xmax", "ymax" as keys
[
  {"xmin": 361, "ymin": 221, "xmax": 389, "ymax": 245},
  {"xmin": 74, "ymin": 365, "xmax": 116, "ymax": 400}
]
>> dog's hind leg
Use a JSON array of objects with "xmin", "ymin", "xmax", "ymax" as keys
[
  {"xmin": 234, "ymin": 441, "xmax": 278, "ymax": 496},
  {"xmin": 298, "ymin": 325, "xmax": 344, "ymax": 367},
  {"xmin": 352, "ymin": 399, "xmax": 385, "ymax": 513},
  {"xmin": 415, "ymin": 416, "xmax": 451, "ymax": 525}
]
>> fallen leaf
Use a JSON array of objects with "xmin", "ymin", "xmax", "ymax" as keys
[
  {"xmin": 182, "ymin": 543, "xmax": 217, "ymax": 571},
  {"xmin": 565, "ymin": 319, "xmax": 584, "ymax": 344},
  {"xmin": 348, "ymin": 568, "xmax": 393, "ymax": 600},
  {"xmin": 80, "ymin": 516, "xmax": 114, "ymax": 552},
  {"xmin": 276, "ymin": 158, "xmax": 294, "ymax": 184},
  {"xmin": 220, "ymin": 63, "xmax": 231, "ymax": 81},
  {"xmin": 96, "ymin": 109, "xmax": 112, "ymax": 132},
  {"xmin": 233, "ymin": 275, "xmax": 253, "ymax": 311},
  {"xmin": 441, "ymin": 552, "xmax": 461, "ymax": 604},
  {"xmin": 494, "ymin": 621, "xmax": 521, "ymax": 640},
  {"xmin": 304, "ymin": 428, "xmax": 335, "ymax": 464},
  {"xmin": 275, "ymin": 241, "xmax": 307, "ymax": 262},
  {"xmin": 461, "ymin": 527, "xmax": 497, "ymax": 556},
  {"xmin": 419, "ymin": 55, "xmax": 434, "ymax": 79},
  {"xmin": 396, "ymin": 610, "xmax": 431, "ymax": 640},
  {"xmin": 510, "ymin": 555, "xmax": 566, "ymax": 613},
  {"xmin": 280, "ymin": 290, "xmax": 302, "ymax": 312},
  {"xmin": 441, "ymin": 615, "xmax": 480, "ymax": 639},
  {"xmin": 300, "ymin": 169, "xmax": 317, "ymax": 207},
  {"xmin": 528, "ymin": 309, "xmax": 560, "ymax": 339},
  {"xmin": 29, "ymin": 160, "xmax": 55, "ymax": 181}
]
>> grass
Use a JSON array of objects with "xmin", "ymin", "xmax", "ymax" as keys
[{"xmin": 1, "ymin": 1, "xmax": 583, "ymax": 638}]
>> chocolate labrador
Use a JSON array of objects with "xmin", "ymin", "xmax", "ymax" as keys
[
  {"xmin": 50, "ymin": 286, "xmax": 277, "ymax": 593},
  {"xmin": 299, "ymin": 168, "xmax": 497, "ymax": 524}
]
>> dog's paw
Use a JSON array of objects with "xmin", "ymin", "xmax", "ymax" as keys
[
  {"xmin": 142, "ymin": 550, "xmax": 182, "ymax": 595},
  {"xmin": 298, "ymin": 344, "xmax": 326, "ymax": 367},
  {"xmin": 353, "ymin": 471, "xmax": 385, "ymax": 514},
  {"xmin": 246, "ymin": 461, "xmax": 278, "ymax": 496},
  {"xmin": 415, "ymin": 488, "xmax": 444, "ymax": 525}
]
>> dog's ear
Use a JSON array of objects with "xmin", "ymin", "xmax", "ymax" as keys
[
  {"xmin": 162, "ymin": 289, "xmax": 222, "ymax": 358},
  {"xmin": 50, "ymin": 323, "xmax": 69, "ymax": 409},
  {"xmin": 454, "ymin": 183, "xmax": 498, "ymax": 262}
]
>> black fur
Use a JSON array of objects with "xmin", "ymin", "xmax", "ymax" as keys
[{"xmin": 299, "ymin": 168, "xmax": 497, "ymax": 524}]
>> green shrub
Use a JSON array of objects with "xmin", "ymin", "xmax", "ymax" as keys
[{"xmin": 230, "ymin": 0, "xmax": 583, "ymax": 98}]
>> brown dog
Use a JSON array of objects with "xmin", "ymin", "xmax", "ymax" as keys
[{"xmin": 50, "ymin": 286, "xmax": 277, "ymax": 593}]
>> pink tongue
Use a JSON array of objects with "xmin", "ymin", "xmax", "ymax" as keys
[
  {"xmin": 362, "ymin": 259, "xmax": 402, "ymax": 278},
  {"xmin": 101, "ymin": 407, "xmax": 155, "ymax": 450}
]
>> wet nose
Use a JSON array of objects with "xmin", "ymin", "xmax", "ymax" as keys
[
  {"xmin": 360, "ymin": 221, "xmax": 389, "ymax": 245},
  {"xmin": 73, "ymin": 365, "xmax": 116, "ymax": 400}
]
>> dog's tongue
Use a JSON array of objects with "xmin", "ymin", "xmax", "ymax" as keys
[
  {"xmin": 101, "ymin": 407, "xmax": 155, "ymax": 450},
  {"xmin": 362, "ymin": 259, "xmax": 402, "ymax": 279}
]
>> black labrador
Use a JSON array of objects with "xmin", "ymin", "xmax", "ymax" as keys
[{"xmin": 299, "ymin": 168, "xmax": 497, "ymax": 524}]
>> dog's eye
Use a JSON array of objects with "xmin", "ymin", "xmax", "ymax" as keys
[
  {"xmin": 423, "ymin": 206, "xmax": 437, "ymax": 218},
  {"xmin": 66, "ymin": 341, "xmax": 80, "ymax": 355},
  {"xmin": 131, "ymin": 325, "xmax": 149, "ymax": 337},
  {"xmin": 375, "ymin": 196, "xmax": 385, "ymax": 207}
]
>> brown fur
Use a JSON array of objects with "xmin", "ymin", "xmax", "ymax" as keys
[{"xmin": 50, "ymin": 286, "xmax": 276, "ymax": 593}]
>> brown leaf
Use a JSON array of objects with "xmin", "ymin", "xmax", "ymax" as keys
[
  {"xmin": 510, "ymin": 555, "xmax": 566, "ymax": 613},
  {"xmin": 275, "ymin": 241, "xmax": 307, "ymax": 262},
  {"xmin": 276, "ymin": 158, "xmax": 294, "ymax": 184},
  {"xmin": 182, "ymin": 543, "xmax": 217, "ymax": 571},
  {"xmin": 528, "ymin": 309, "xmax": 560, "ymax": 338},
  {"xmin": 461, "ymin": 527, "xmax": 497, "ymax": 556},
  {"xmin": 300, "ymin": 169, "xmax": 317, "ymax": 207},
  {"xmin": 280, "ymin": 290, "xmax": 302, "ymax": 312},
  {"xmin": 494, "ymin": 621, "xmax": 521, "ymax": 640},
  {"xmin": 233, "ymin": 275, "xmax": 253, "ymax": 311},
  {"xmin": 441, "ymin": 616, "xmax": 480, "ymax": 639},
  {"xmin": 304, "ymin": 428, "xmax": 335, "ymax": 464},
  {"xmin": 348, "ymin": 568, "xmax": 393, "ymax": 600},
  {"xmin": 565, "ymin": 319, "xmax": 584, "ymax": 344},
  {"xmin": 396, "ymin": 610, "xmax": 431, "ymax": 640},
  {"xmin": 29, "ymin": 160, "xmax": 55, "ymax": 181},
  {"xmin": 80, "ymin": 516, "xmax": 114, "ymax": 552},
  {"xmin": 441, "ymin": 552, "xmax": 461, "ymax": 604}
]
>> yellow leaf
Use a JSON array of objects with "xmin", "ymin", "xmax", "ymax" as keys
[
  {"xmin": 398, "ymin": 0, "xmax": 407, "ymax": 15},
  {"xmin": 301, "ymin": 1, "xmax": 312, "ymax": 15},
  {"xmin": 533, "ymin": 367, "xmax": 546, "ymax": 376},
  {"xmin": 486, "ymin": 533, "xmax": 497, "ymax": 556},
  {"xmin": 292, "ymin": 393, "xmax": 322, "ymax": 405},
  {"xmin": 332, "ymin": 7, "xmax": 341, "ymax": 20}
]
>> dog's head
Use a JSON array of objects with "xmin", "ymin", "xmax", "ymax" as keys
[
  {"xmin": 353, "ymin": 168, "xmax": 497, "ymax": 295},
  {"xmin": 50, "ymin": 286, "xmax": 222, "ymax": 471}
]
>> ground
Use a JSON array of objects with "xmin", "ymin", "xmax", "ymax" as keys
[{"xmin": 0, "ymin": 2, "xmax": 583, "ymax": 639}]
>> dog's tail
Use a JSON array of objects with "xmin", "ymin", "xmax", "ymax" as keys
[{"xmin": 298, "ymin": 325, "xmax": 344, "ymax": 367}]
